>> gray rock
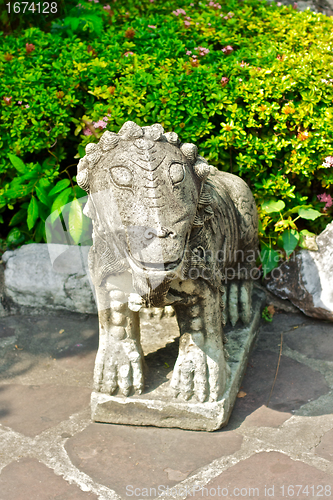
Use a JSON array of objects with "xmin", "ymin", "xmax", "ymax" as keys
[
  {"xmin": 266, "ymin": 221, "xmax": 333, "ymax": 321},
  {"xmin": 2, "ymin": 243, "xmax": 97, "ymax": 315}
]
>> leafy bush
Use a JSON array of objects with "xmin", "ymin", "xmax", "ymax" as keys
[{"xmin": 1, "ymin": 0, "xmax": 333, "ymax": 274}]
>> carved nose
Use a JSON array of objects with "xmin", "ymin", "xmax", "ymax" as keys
[{"xmin": 144, "ymin": 227, "xmax": 173, "ymax": 239}]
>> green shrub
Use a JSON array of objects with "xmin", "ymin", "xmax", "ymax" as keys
[{"xmin": 1, "ymin": 0, "xmax": 333, "ymax": 274}]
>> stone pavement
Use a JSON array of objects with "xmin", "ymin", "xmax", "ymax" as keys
[{"xmin": 0, "ymin": 309, "xmax": 332, "ymax": 500}]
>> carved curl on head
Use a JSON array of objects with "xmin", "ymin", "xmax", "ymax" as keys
[
  {"xmin": 77, "ymin": 168, "xmax": 90, "ymax": 192},
  {"xmin": 86, "ymin": 143, "xmax": 102, "ymax": 167},
  {"xmin": 180, "ymin": 143, "xmax": 198, "ymax": 163},
  {"xmin": 99, "ymin": 131, "xmax": 119, "ymax": 151},
  {"xmin": 193, "ymin": 156, "xmax": 211, "ymax": 181}
]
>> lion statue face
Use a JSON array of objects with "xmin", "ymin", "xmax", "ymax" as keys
[{"xmin": 77, "ymin": 121, "xmax": 211, "ymax": 300}]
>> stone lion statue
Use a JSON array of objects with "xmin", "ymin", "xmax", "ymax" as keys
[{"xmin": 76, "ymin": 121, "xmax": 258, "ymax": 403}]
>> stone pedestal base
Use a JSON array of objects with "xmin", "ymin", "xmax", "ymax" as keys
[{"xmin": 91, "ymin": 290, "xmax": 265, "ymax": 431}]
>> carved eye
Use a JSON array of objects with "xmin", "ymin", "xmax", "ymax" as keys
[
  {"xmin": 169, "ymin": 163, "xmax": 185, "ymax": 185},
  {"xmin": 110, "ymin": 166, "xmax": 133, "ymax": 188}
]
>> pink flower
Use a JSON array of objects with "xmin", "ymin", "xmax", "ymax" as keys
[
  {"xmin": 93, "ymin": 119, "xmax": 108, "ymax": 129},
  {"xmin": 240, "ymin": 60, "xmax": 249, "ymax": 67},
  {"xmin": 195, "ymin": 46, "xmax": 209, "ymax": 56},
  {"xmin": 317, "ymin": 193, "xmax": 333, "ymax": 209},
  {"xmin": 18, "ymin": 100, "xmax": 22, "ymax": 104},
  {"xmin": 124, "ymin": 51, "xmax": 134, "ymax": 57},
  {"xmin": 83, "ymin": 127, "xmax": 93, "ymax": 136},
  {"xmin": 25, "ymin": 104, "xmax": 30, "ymax": 108},
  {"xmin": 184, "ymin": 20, "xmax": 191, "ymax": 27},
  {"xmin": 224, "ymin": 11, "xmax": 234, "ymax": 19},
  {"xmin": 277, "ymin": 2, "xmax": 282, "ymax": 5},
  {"xmin": 221, "ymin": 77, "xmax": 229, "ymax": 87},
  {"xmin": 3, "ymin": 96, "xmax": 12, "ymax": 105},
  {"xmin": 150, "ymin": 0, "xmax": 155, "ymax": 2},
  {"xmin": 172, "ymin": 8, "xmax": 186, "ymax": 16},
  {"xmin": 222, "ymin": 45, "xmax": 233, "ymax": 55},
  {"xmin": 322, "ymin": 156, "xmax": 333, "ymax": 168},
  {"xmin": 239, "ymin": 78, "xmax": 242, "ymax": 82},
  {"xmin": 293, "ymin": 2, "xmax": 297, "ymax": 8},
  {"xmin": 103, "ymin": 4, "xmax": 111, "ymax": 10},
  {"xmin": 190, "ymin": 2, "xmax": 194, "ymax": 5},
  {"xmin": 25, "ymin": 43, "xmax": 35, "ymax": 54},
  {"xmin": 148, "ymin": 25, "xmax": 156, "ymax": 28},
  {"xmin": 186, "ymin": 50, "xmax": 192, "ymax": 55}
]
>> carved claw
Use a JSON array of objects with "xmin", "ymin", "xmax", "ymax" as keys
[
  {"xmin": 94, "ymin": 338, "xmax": 144, "ymax": 396},
  {"xmin": 170, "ymin": 333, "xmax": 228, "ymax": 403},
  {"xmin": 128, "ymin": 293, "xmax": 144, "ymax": 312}
]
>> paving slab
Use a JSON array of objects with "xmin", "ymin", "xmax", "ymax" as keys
[
  {"xmin": 228, "ymin": 350, "xmax": 329, "ymax": 425},
  {"xmin": 241, "ymin": 404, "xmax": 292, "ymax": 428},
  {"xmin": 189, "ymin": 451, "xmax": 333, "ymax": 500},
  {"xmin": 65, "ymin": 423, "xmax": 243, "ymax": 498},
  {"xmin": 0, "ymin": 308, "xmax": 332, "ymax": 499},
  {"xmin": 316, "ymin": 429, "xmax": 333, "ymax": 462},
  {"xmin": 0, "ymin": 458, "xmax": 98, "ymax": 499},
  {"xmin": 284, "ymin": 321, "xmax": 333, "ymax": 360},
  {"xmin": 0, "ymin": 384, "xmax": 91, "ymax": 437}
]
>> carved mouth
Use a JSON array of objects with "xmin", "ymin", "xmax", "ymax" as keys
[{"xmin": 125, "ymin": 234, "xmax": 189, "ymax": 274}]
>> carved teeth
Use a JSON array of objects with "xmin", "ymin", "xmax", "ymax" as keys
[
  {"xmin": 204, "ymin": 205, "xmax": 214, "ymax": 216},
  {"xmin": 118, "ymin": 121, "xmax": 143, "ymax": 140},
  {"xmin": 164, "ymin": 132, "xmax": 179, "ymax": 146},
  {"xmin": 99, "ymin": 131, "xmax": 119, "ymax": 151},
  {"xmin": 198, "ymin": 185, "xmax": 212, "ymax": 206},
  {"xmin": 180, "ymin": 143, "xmax": 198, "ymax": 162},
  {"xmin": 77, "ymin": 168, "xmax": 90, "ymax": 191},
  {"xmin": 193, "ymin": 214, "xmax": 205, "ymax": 226}
]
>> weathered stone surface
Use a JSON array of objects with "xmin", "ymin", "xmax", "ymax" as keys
[
  {"xmin": 190, "ymin": 452, "xmax": 333, "ymax": 499},
  {"xmin": 266, "ymin": 221, "xmax": 333, "ymax": 321},
  {"xmin": 2, "ymin": 243, "xmax": 97, "ymax": 315},
  {"xmin": 66, "ymin": 423, "xmax": 243, "ymax": 497},
  {"xmin": 0, "ymin": 458, "xmax": 98, "ymax": 499},
  {"xmin": 91, "ymin": 291, "xmax": 265, "ymax": 431}
]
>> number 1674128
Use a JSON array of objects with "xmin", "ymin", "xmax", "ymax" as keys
[{"xmin": 6, "ymin": 2, "xmax": 58, "ymax": 14}]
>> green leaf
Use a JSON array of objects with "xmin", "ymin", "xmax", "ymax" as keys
[
  {"xmin": 262, "ymin": 199, "xmax": 285, "ymax": 214},
  {"xmin": 35, "ymin": 186, "xmax": 51, "ymax": 206},
  {"xmin": 9, "ymin": 209, "xmax": 27, "ymax": 227},
  {"xmin": 6, "ymin": 228, "xmax": 25, "ymax": 247},
  {"xmin": 282, "ymin": 229, "xmax": 299, "ymax": 257},
  {"xmin": 260, "ymin": 243, "xmax": 280, "ymax": 276},
  {"xmin": 50, "ymin": 188, "xmax": 72, "ymax": 223},
  {"xmin": 35, "ymin": 219, "xmax": 46, "ymax": 243},
  {"xmin": 298, "ymin": 207, "xmax": 322, "ymax": 220},
  {"xmin": 68, "ymin": 198, "xmax": 83, "ymax": 244},
  {"xmin": 48, "ymin": 179, "xmax": 71, "ymax": 197},
  {"xmin": 27, "ymin": 197, "xmax": 39, "ymax": 230},
  {"xmin": 8, "ymin": 154, "xmax": 27, "ymax": 174}
]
